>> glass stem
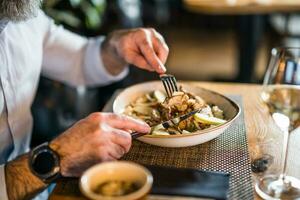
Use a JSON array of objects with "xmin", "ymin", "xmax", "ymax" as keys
[{"xmin": 280, "ymin": 129, "xmax": 290, "ymax": 181}]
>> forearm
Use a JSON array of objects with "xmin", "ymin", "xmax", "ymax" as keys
[{"xmin": 5, "ymin": 154, "xmax": 47, "ymax": 200}]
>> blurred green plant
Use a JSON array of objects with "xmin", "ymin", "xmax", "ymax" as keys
[{"xmin": 43, "ymin": 0, "xmax": 106, "ymax": 31}]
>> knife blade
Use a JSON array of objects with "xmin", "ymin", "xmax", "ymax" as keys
[{"xmin": 131, "ymin": 109, "xmax": 200, "ymax": 139}]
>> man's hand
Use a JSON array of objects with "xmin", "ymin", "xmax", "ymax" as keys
[
  {"xmin": 101, "ymin": 28, "xmax": 169, "ymax": 75},
  {"xmin": 5, "ymin": 112, "xmax": 149, "ymax": 200},
  {"xmin": 49, "ymin": 112, "xmax": 150, "ymax": 177}
]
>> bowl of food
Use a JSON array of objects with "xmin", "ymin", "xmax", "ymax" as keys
[
  {"xmin": 113, "ymin": 81, "xmax": 240, "ymax": 147},
  {"xmin": 80, "ymin": 161, "xmax": 153, "ymax": 200}
]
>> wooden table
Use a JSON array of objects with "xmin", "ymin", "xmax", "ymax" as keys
[
  {"xmin": 184, "ymin": 0, "xmax": 300, "ymax": 82},
  {"xmin": 50, "ymin": 82, "xmax": 300, "ymax": 200}
]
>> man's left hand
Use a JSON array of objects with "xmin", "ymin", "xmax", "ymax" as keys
[{"xmin": 101, "ymin": 28, "xmax": 169, "ymax": 75}]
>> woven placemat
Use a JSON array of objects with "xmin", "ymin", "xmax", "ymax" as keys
[{"xmin": 103, "ymin": 91, "xmax": 254, "ymax": 200}]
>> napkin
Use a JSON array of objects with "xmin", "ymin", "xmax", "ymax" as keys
[{"xmin": 146, "ymin": 165, "xmax": 230, "ymax": 200}]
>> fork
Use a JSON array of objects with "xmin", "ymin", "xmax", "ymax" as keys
[{"xmin": 160, "ymin": 74, "xmax": 179, "ymax": 97}]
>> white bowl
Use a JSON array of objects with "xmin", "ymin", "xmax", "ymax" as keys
[
  {"xmin": 113, "ymin": 81, "xmax": 240, "ymax": 148},
  {"xmin": 80, "ymin": 161, "xmax": 153, "ymax": 200}
]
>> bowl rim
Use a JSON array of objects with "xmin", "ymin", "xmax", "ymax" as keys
[
  {"xmin": 79, "ymin": 161, "xmax": 153, "ymax": 200},
  {"xmin": 113, "ymin": 81, "xmax": 241, "ymax": 139}
]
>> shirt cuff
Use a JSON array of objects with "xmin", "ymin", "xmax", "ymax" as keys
[
  {"xmin": 0, "ymin": 165, "xmax": 9, "ymax": 200},
  {"xmin": 84, "ymin": 36, "xmax": 129, "ymax": 86}
]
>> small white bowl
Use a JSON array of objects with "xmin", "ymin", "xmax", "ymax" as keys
[
  {"xmin": 113, "ymin": 81, "xmax": 240, "ymax": 148},
  {"xmin": 80, "ymin": 161, "xmax": 153, "ymax": 200}
]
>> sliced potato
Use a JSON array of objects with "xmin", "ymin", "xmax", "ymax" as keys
[
  {"xmin": 172, "ymin": 91, "xmax": 184, "ymax": 96},
  {"xmin": 152, "ymin": 124, "xmax": 164, "ymax": 131},
  {"xmin": 182, "ymin": 130, "xmax": 191, "ymax": 134},
  {"xmin": 212, "ymin": 106, "xmax": 224, "ymax": 119},
  {"xmin": 194, "ymin": 113, "xmax": 227, "ymax": 125},
  {"xmin": 154, "ymin": 90, "xmax": 166, "ymax": 103},
  {"xmin": 199, "ymin": 105, "xmax": 213, "ymax": 116},
  {"xmin": 135, "ymin": 96, "xmax": 148, "ymax": 103},
  {"xmin": 152, "ymin": 129, "xmax": 170, "ymax": 136}
]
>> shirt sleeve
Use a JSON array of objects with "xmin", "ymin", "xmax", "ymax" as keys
[
  {"xmin": 0, "ymin": 165, "xmax": 8, "ymax": 200},
  {"xmin": 40, "ymin": 11, "xmax": 128, "ymax": 87}
]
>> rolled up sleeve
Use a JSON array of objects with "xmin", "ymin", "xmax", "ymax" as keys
[
  {"xmin": 40, "ymin": 11, "xmax": 128, "ymax": 87},
  {"xmin": 0, "ymin": 165, "xmax": 8, "ymax": 200}
]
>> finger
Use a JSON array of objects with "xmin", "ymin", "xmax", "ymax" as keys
[
  {"xmin": 125, "ymin": 51, "xmax": 155, "ymax": 72},
  {"xmin": 139, "ymin": 44, "xmax": 166, "ymax": 74},
  {"xmin": 150, "ymin": 29, "xmax": 169, "ymax": 64},
  {"xmin": 108, "ymin": 143, "xmax": 126, "ymax": 159},
  {"xmin": 110, "ymin": 128, "xmax": 132, "ymax": 153},
  {"xmin": 101, "ymin": 113, "xmax": 150, "ymax": 133},
  {"xmin": 136, "ymin": 31, "xmax": 166, "ymax": 73},
  {"xmin": 103, "ymin": 154, "xmax": 116, "ymax": 162}
]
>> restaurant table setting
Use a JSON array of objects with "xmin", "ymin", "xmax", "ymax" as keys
[
  {"xmin": 50, "ymin": 47, "xmax": 300, "ymax": 200},
  {"xmin": 50, "ymin": 87, "xmax": 253, "ymax": 200},
  {"xmin": 104, "ymin": 89, "xmax": 252, "ymax": 199}
]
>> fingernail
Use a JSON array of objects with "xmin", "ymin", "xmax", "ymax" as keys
[
  {"xmin": 137, "ymin": 120, "xmax": 151, "ymax": 132},
  {"xmin": 130, "ymin": 117, "xmax": 151, "ymax": 132},
  {"xmin": 143, "ymin": 125, "xmax": 151, "ymax": 133},
  {"xmin": 159, "ymin": 64, "xmax": 166, "ymax": 73}
]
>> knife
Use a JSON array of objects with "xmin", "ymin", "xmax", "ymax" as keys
[{"xmin": 131, "ymin": 109, "xmax": 200, "ymax": 139}]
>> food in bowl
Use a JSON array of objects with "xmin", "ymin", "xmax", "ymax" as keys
[
  {"xmin": 123, "ymin": 87, "xmax": 227, "ymax": 136},
  {"xmin": 113, "ymin": 82, "xmax": 240, "ymax": 147},
  {"xmin": 93, "ymin": 180, "xmax": 140, "ymax": 197}
]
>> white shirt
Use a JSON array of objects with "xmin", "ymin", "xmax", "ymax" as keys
[{"xmin": 0, "ymin": 10, "xmax": 128, "ymax": 200}]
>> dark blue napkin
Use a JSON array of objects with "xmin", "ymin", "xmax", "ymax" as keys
[{"xmin": 145, "ymin": 165, "xmax": 230, "ymax": 200}]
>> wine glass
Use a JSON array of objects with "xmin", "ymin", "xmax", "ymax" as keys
[{"xmin": 256, "ymin": 47, "xmax": 300, "ymax": 199}]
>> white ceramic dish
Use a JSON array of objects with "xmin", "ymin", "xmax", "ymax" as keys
[
  {"xmin": 113, "ymin": 81, "xmax": 240, "ymax": 148},
  {"xmin": 80, "ymin": 161, "xmax": 153, "ymax": 200}
]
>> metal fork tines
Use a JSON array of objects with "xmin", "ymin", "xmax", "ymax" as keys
[{"xmin": 160, "ymin": 74, "xmax": 178, "ymax": 97}]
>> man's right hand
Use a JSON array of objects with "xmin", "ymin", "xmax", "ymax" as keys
[{"xmin": 49, "ymin": 112, "xmax": 150, "ymax": 177}]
